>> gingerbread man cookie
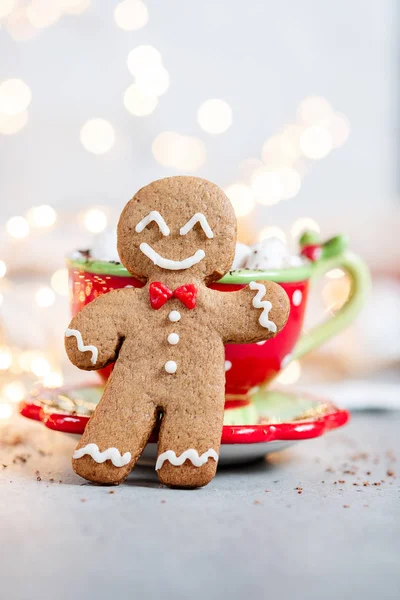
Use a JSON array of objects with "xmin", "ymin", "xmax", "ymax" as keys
[{"xmin": 65, "ymin": 177, "xmax": 290, "ymax": 488}]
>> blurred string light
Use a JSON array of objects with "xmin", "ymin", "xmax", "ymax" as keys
[
  {"xmin": 1, "ymin": 0, "xmax": 91, "ymax": 41},
  {"xmin": 31, "ymin": 355, "xmax": 51, "ymax": 377},
  {"xmin": 82, "ymin": 207, "xmax": 108, "ymax": 233},
  {"xmin": 323, "ymin": 277, "xmax": 351, "ymax": 312},
  {"xmin": 2, "ymin": 380, "xmax": 26, "ymax": 402},
  {"xmin": 224, "ymin": 183, "xmax": 255, "ymax": 217},
  {"xmin": 6, "ymin": 216, "xmax": 30, "ymax": 239},
  {"xmin": 0, "ymin": 0, "xmax": 16, "ymax": 19},
  {"xmin": 80, "ymin": 118, "xmax": 115, "ymax": 154},
  {"xmin": 290, "ymin": 217, "xmax": 320, "ymax": 241},
  {"xmin": 299, "ymin": 126, "xmax": 333, "ymax": 160},
  {"xmin": 27, "ymin": 204, "xmax": 57, "ymax": 228},
  {"xmin": 26, "ymin": 0, "xmax": 62, "ymax": 29},
  {"xmin": 197, "ymin": 99, "xmax": 232, "ymax": 135},
  {"xmin": 152, "ymin": 131, "xmax": 206, "ymax": 171},
  {"xmin": 276, "ymin": 360, "xmax": 301, "ymax": 385},
  {"xmin": 35, "ymin": 286, "xmax": 55, "ymax": 307},
  {"xmin": 51, "ymin": 268, "xmax": 69, "ymax": 296},
  {"xmin": 326, "ymin": 268, "xmax": 345, "ymax": 279},
  {"xmin": 0, "ymin": 348, "xmax": 12, "ymax": 370},
  {"xmin": 0, "ymin": 260, "xmax": 6, "ymax": 278},
  {"xmin": 114, "ymin": 0, "xmax": 148, "ymax": 31},
  {"xmin": 0, "ymin": 110, "xmax": 29, "ymax": 135},
  {"xmin": 125, "ymin": 45, "xmax": 169, "ymax": 117},
  {"xmin": 0, "ymin": 77, "xmax": 31, "ymax": 135},
  {"xmin": 0, "ymin": 78, "xmax": 31, "ymax": 115},
  {"xmin": 43, "ymin": 371, "xmax": 63, "ymax": 388},
  {"xmin": 123, "ymin": 84, "xmax": 158, "ymax": 116},
  {"xmin": 0, "ymin": 404, "xmax": 13, "ymax": 419},
  {"xmin": 259, "ymin": 226, "xmax": 286, "ymax": 243}
]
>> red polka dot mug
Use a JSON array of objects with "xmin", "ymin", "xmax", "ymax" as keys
[{"xmin": 67, "ymin": 234, "xmax": 370, "ymax": 401}]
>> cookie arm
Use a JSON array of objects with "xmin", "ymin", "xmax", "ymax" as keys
[
  {"xmin": 213, "ymin": 281, "xmax": 290, "ymax": 344},
  {"xmin": 65, "ymin": 289, "xmax": 129, "ymax": 370}
]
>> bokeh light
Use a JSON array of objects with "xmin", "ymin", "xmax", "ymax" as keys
[
  {"xmin": 326, "ymin": 268, "xmax": 345, "ymax": 279},
  {"xmin": 298, "ymin": 96, "xmax": 334, "ymax": 125},
  {"xmin": 135, "ymin": 66, "xmax": 169, "ymax": 96},
  {"xmin": 114, "ymin": 0, "xmax": 148, "ymax": 31},
  {"xmin": 0, "ymin": 260, "xmax": 6, "ymax": 278},
  {"xmin": 123, "ymin": 84, "xmax": 158, "ymax": 116},
  {"xmin": 259, "ymin": 226, "xmax": 287, "ymax": 243},
  {"xmin": 0, "ymin": 404, "xmax": 13, "ymax": 420},
  {"xmin": 31, "ymin": 356, "xmax": 51, "ymax": 377},
  {"xmin": 0, "ymin": 349, "xmax": 12, "ymax": 370},
  {"xmin": 323, "ymin": 278, "xmax": 351, "ymax": 312},
  {"xmin": 197, "ymin": 99, "xmax": 232, "ymax": 134},
  {"xmin": 51, "ymin": 268, "xmax": 69, "ymax": 296},
  {"xmin": 300, "ymin": 126, "xmax": 333, "ymax": 160},
  {"xmin": 152, "ymin": 131, "xmax": 206, "ymax": 171},
  {"xmin": 291, "ymin": 217, "xmax": 320, "ymax": 240},
  {"xmin": 251, "ymin": 169, "xmax": 284, "ymax": 206},
  {"xmin": 325, "ymin": 113, "xmax": 350, "ymax": 148},
  {"xmin": 127, "ymin": 45, "xmax": 162, "ymax": 76},
  {"xmin": 43, "ymin": 371, "xmax": 63, "ymax": 388},
  {"xmin": 3, "ymin": 381, "xmax": 26, "ymax": 402},
  {"xmin": 0, "ymin": 0, "xmax": 16, "ymax": 19},
  {"xmin": 27, "ymin": 204, "xmax": 57, "ymax": 228},
  {"xmin": 35, "ymin": 286, "xmax": 55, "ymax": 307},
  {"xmin": 224, "ymin": 183, "xmax": 255, "ymax": 217},
  {"xmin": 0, "ymin": 79, "xmax": 31, "ymax": 116},
  {"xmin": 278, "ymin": 167, "xmax": 302, "ymax": 200},
  {"xmin": 276, "ymin": 360, "xmax": 301, "ymax": 385},
  {"xmin": 6, "ymin": 216, "xmax": 30, "ymax": 239},
  {"xmin": 83, "ymin": 208, "xmax": 108, "ymax": 233},
  {"xmin": 26, "ymin": 0, "xmax": 62, "ymax": 29},
  {"xmin": 6, "ymin": 8, "xmax": 40, "ymax": 42},
  {"xmin": 60, "ymin": 0, "xmax": 92, "ymax": 15},
  {"xmin": 80, "ymin": 118, "xmax": 115, "ymax": 154},
  {"xmin": 0, "ymin": 110, "xmax": 29, "ymax": 135}
]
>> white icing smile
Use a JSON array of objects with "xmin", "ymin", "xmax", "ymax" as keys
[{"xmin": 139, "ymin": 242, "xmax": 205, "ymax": 270}]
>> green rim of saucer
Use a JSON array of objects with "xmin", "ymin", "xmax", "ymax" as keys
[{"xmin": 66, "ymin": 254, "xmax": 313, "ymax": 283}]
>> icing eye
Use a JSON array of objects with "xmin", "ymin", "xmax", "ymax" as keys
[
  {"xmin": 135, "ymin": 211, "xmax": 170, "ymax": 236},
  {"xmin": 180, "ymin": 213, "xmax": 213, "ymax": 239}
]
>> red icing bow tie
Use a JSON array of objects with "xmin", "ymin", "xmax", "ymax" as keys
[{"xmin": 149, "ymin": 282, "xmax": 197, "ymax": 310}]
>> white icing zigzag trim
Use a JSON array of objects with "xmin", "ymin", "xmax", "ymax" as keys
[
  {"xmin": 180, "ymin": 213, "xmax": 214, "ymax": 239},
  {"xmin": 249, "ymin": 281, "xmax": 277, "ymax": 333},
  {"xmin": 139, "ymin": 242, "xmax": 205, "ymax": 270},
  {"xmin": 73, "ymin": 443, "xmax": 131, "ymax": 467},
  {"xmin": 135, "ymin": 210, "xmax": 170, "ymax": 236},
  {"xmin": 65, "ymin": 328, "xmax": 98, "ymax": 365},
  {"xmin": 155, "ymin": 448, "xmax": 219, "ymax": 471}
]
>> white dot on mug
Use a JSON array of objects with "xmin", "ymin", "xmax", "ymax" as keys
[
  {"xmin": 225, "ymin": 360, "xmax": 232, "ymax": 372},
  {"xmin": 292, "ymin": 290, "xmax": 303, "ymax": 306}
]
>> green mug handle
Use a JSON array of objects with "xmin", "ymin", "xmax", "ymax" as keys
[{"xmin": 291, "ymin": 234, "xmax": 371, "ymax": 361}]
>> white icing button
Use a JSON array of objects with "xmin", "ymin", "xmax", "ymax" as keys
[
  {"xmin": 281, "ymin": 354, "xmax": 292, "ymax": 368},
  {"xmin": 165, "ymin": 360, "xmax": 177, "ymax": 374},
  {"xmin": 168, "ymin": 333, "xmax": 179, "ymax": 345},
  {"xmin": 292, "ymin": 289, "xmax": 302, "ymax": 306},
  {"xmin": 168, "ymin": 310, "xmax": 181, "ymax": 322},
  {"xmin": 224, "ymin": 360, "xmax": 232, "ymax": 372}
]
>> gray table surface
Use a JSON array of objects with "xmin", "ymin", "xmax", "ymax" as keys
[{"xmin": 1, "ymin": 411, "xmax": 399, "ymax": 600}]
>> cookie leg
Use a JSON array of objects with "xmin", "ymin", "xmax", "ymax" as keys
[
  {"xmin": 72, "ymin": 369, "xmax": 158, "ymax": 485},
  {"xmin": 156, "ymin": 397, "xmax": 224, "ymax": 489}
]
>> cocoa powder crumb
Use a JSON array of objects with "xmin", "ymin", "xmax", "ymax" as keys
[
  {"xmin": 81, "ymin": 498, "xmax": 87, "ymax": 502},
  {"xmin": 343, "ymin": 505, "xmax": 350, "ymax": 508},
  {"xmin": 387, "ymin": 470, "xmax": 395, "ymax": 477},
  {"xmin": 338, "ymin": 480, "xmax": 346, "ymax": 484},
  {"xmin": 254, "ymin": 500, "xmax": 261, "ymax": 505},
  {"xmin": 108, "ymin": 490, "xmax": 115, "ymax": 494},
  {"xmin": 36, "ymin": 476, "xmax": 41, "ymax": 482}
]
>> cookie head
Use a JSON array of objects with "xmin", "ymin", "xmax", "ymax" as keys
[{"xmin": 117, "ymin": 176, "xmax": 237, "ymax": 283}]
